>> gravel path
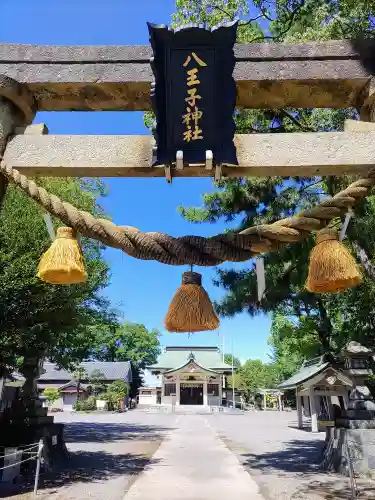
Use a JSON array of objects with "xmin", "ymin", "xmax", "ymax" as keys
[{"xmin": 208, "ymin": 411, "xmax": 375, "ymax": 500}]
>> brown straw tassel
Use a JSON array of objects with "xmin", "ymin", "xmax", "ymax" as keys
[
  {"xmin": 306, "ymin": 228, "xmax": 362, "ymax": 294},
  {"xmin": 37, "ymin": 227, "xmax": 87, "ymax": 285},
  {"xmin": 165, "ymin": 271, "xmax": 219, "ymax": 333}
]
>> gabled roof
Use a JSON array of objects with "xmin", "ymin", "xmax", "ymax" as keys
[
  {"xmin": 278, "ymin": 356, "xmax": 330, "ymax": 390},
  {"xmin": 58, "ymin": 381, "xmax": 87, "ymax": 392},
  {"xmin": 38, "ymin": 361, "xmax": 132, "ymax": 382},
  {"xmin": 164, "ymin": 357, "xmax": 220, "ymax": 375},
  {"xmin": 149, "ymin": 346, "xmax": 232, "ymax": 371}
]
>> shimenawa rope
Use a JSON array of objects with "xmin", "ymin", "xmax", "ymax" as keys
[{"xmin": 1, "ymin": 159, "xmax": 374, "ymax": 266}]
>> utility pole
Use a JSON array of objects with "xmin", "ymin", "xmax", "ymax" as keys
[
  {"xmin": 232, "ymin": 339, "xmax": 235, "ymax": 409},
  {"xmin": 222, "ymin": 333, "xmax": 225, "ymax": 362}
]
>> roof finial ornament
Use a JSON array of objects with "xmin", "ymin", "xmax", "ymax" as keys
[{"xmin": 188, "ymin": 351, "xmax": 195, "ymax": 361}]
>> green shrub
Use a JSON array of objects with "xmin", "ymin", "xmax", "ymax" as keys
[
  {"xmin": 106, "ymin": 380, "xmax": 129, "ymax": 410},
  {"xmin": 43, "ymin": 388, "xmax": 60, "ymax": 406},
  {"xmin": 74, "ymin": 396, "xmax": 97, "ymax": 411}
]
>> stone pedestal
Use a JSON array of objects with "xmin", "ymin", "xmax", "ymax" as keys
[
  {"xmin": 322, "ymin": 426, "xmax": 375, "ymax": 478},
  {"xmin": 0, "ymin": 358, "xmax": 67, "ymax": 473}
]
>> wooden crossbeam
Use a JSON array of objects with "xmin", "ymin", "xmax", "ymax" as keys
[
  {"xmin": 0, "ymin": 40, "xmax": 373, "ymax": 111},
  {"xmin": 3, "ymin": 126, "xmax": 375, "ymax": 178}
]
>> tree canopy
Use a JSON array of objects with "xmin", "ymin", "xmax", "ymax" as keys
[
  {"xmin": 0, "ymin": 177, "xmax": 115, "ymax": 376},
  {"xmin": 224, "ymin": 354, "xmax": 241, "ymax": 368},
  {"xmin": 90, "ymin": 321, "xmax": 161, "ymax": 394}
]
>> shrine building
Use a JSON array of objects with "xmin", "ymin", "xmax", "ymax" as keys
[{"xmin": 143, "ymin": 346, "xmax": 233, "ymax": 407}]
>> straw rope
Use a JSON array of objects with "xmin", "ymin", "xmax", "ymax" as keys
[
  {"xmin": 0, "ymin": 74, "xmax": 374, "ymax": 266},
  {"xmin": 1, "ymin": 159, "xmax": 374, "ymax": 266}
]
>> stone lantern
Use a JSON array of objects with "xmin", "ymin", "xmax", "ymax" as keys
[{"xmin": 341, "ymin": 341, "xmax": 375, "ymax": 414}]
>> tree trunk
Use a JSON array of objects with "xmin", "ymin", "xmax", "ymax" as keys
[
  {"xmin": 352, "ymin": 240, "xmax": 375, "ymax": 282},
  {"xmin": 76, "ymin": 379, "xmax": 81, "ymax": 403},
  {"xmin": 316, "ymin": 298, "xmax": 332, "ymax": 353}
]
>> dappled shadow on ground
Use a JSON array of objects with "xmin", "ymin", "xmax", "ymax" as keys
[
  {"xmin": 42, "ymin": 450, "xmax": 159, "ymax": 486},
  {"xmin": 240, "ymin": 438, "xmax": 375, "ymax": 498},
  {"xmin": 242, "ymin": 439, "xmax": 325, "ymax": 476},
  {"xmin": 0, "ymin": 450, "xmax": 159, "ymax": 497},
  {"xmin": 64, "ymin": 422, "xmax": 171, "ymax": 443}
]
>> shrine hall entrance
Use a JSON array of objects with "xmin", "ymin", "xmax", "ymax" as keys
[{"xmin": 180, "ymin": 384, "xmax": 203, "ymax": 405}]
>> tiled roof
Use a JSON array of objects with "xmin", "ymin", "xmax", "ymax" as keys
[
  {"xmin": 278, "ymin": 356, "xmax": 330, "ymax": 390},
  {"xmin": 149, "ymin": 346, "xmax": 232, "ymax": 371},
  {"xmin": 38, "ymin": 361, "xmax": 132, "ymax": 382}
]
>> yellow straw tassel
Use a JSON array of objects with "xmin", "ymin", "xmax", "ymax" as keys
[
  {"xmin": 37, "ymin": 227, "xmax": 87, "ymax": 285},
  {"xmin": 306, "ymin": 228, "xmax": 362, "ymax": 294},
  {"xmin": 165, "ymin": 271, "xmax": 219, "ymax": 333}
]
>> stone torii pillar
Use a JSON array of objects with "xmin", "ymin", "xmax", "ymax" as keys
[{"xmin": 0, "ymin": 75, "xmax": 35, "ymax": 206}]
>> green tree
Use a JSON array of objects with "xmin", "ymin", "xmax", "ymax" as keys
[
  {"xmin": 106, "ymin": 379, "xmax": 129, "ymax": 410},
  {"xmin": 88, "ymin": 369, "xmax": 107, "ymax": 396},
  {"xmin": 232, "ymin": 359, "xmax": 277, "ymax": 401},
  {"xmin": 91, "ymin": 322, "xmax": 161, "ymax": 395},
  {"xmin": 73, "ymin": 366, "xmax": 87, "ymax": 403},
  {"xmin": 0, "ymin": 177, "xmax": 115, "ymax": 377},
  {"xmin": 224, "ymin": 354, "xmax": 241, "ymax": 368},
  {"xmin": 43, "ymin": 387, "xmax": 60, "ymax": 406},
  {"xmin": 268, "ymin": 314, "xmax": 322, "ymax": 380}
]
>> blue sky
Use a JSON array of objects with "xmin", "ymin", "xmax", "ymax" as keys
[{"xmin": 0, "ymin": 0, "xmax": 272, "ymax": 363}]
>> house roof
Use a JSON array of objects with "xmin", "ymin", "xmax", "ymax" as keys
[
  {"xmin": 149, "ymin": 346, "xmax": 232, "ymax": 371},
  {"xmin": 38, "ymin": 361, "xmax": 132, "ymax": 382},
  {"xmin": 278, "ymin": 356, "xmax": 330, "ymax": 390}
]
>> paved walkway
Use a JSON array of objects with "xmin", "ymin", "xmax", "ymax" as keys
[{"xmin": 124, "ymin": 415, "xmax": 264, "ymax": 500}]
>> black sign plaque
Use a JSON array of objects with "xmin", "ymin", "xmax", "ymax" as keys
[{"xmin": 148, "ymin": 22, "xmax": 238, "ymax": 167}]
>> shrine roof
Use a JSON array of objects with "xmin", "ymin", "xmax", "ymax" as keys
[
  {"xmin": 278, "ymin": 356, "xmax": 330, "ymax": 390},
  {"xmin": 148, "ymin": 346, "xmax": 232, "ymax": 372}
]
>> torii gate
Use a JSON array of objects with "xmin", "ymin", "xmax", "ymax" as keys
[
  {"xmin": 0, "ymin": 39, "xmax": 374, "ymax": 181},
  {"xmin": 0, "ymin": 39, "xmax": 374, "ymax": 272}
]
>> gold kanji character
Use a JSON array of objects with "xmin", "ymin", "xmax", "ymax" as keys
[
  {"xmin": 191, "ymin": 106, "xmax": 203, "ymax": 125},
  {"xmin": 183, "ymin": 52, "xmax": 207, "ymax": 68},
  {"xmin": 187, "ymin": 68, "xmax": 200, "ymax": 86},
  {"xmin": 185, "ymin": 88, "xmax": 201, "ymax": 107},
  {"xmin": 182, "ymin": 107, "xmax": 192, "ymax": 126},
  {"xmin": 182, "ymin": 106, "xmax": 202, "ymax": 126},
  {"xmin": 192, "ymin": 126, "xmax": 203, "ymax": 141},
  {"xmin": 183, "ymin": 127, "xmax": 192, "ymax": 142}
]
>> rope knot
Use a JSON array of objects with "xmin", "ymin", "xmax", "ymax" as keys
[
  {"xmin": 182, "ymin": 271, "xmax": 202, "ymax": 286},
  {"xmin": 316, "ymin": 228, "xmax": 338, "ymax": 245},
  {"xmin": 56, "ymin": 227, "xmax": 76, "ymax": 240}
]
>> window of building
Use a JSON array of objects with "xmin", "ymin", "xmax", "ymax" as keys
[
  {"xmin": 141, "ymin": 390, "xmax": 152, "ymax": 396},
  {"xmin": 164, "ymin": 384, "xmax": 176, "ymax": 396},
  {"xmin": 208, "ymin": 384, "xmax": 219, "ymax": 396}
]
